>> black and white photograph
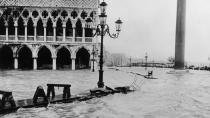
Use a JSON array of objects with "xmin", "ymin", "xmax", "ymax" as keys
[{"xmin": 0, "ymin": 0, "xmax": 210, "ymax": 117}]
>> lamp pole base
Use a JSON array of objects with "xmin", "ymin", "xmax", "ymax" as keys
[{"xmin": 98, "ymin": 70, "xmax": 104, "ymax": 88}]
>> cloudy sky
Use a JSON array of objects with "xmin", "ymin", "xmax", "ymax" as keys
[{"xmin": 101, "ymin": 0, "xmax": 210, "ymax": 64}]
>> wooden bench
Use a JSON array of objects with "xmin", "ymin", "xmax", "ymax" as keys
[{"xmin": 47, "ymin": 84, "xmax": 71, "ymax": 99}]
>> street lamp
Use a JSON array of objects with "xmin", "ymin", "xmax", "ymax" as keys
[{"xmin": 91, "ymin": 0, "xmax": 123, "ymax": 88}]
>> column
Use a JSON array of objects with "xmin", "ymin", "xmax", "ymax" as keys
[
  {"xmin": 14, "ymin": 57, "xmax": 18, "ymax": 69},
  {"xmin": 53, "ymin": 26, "xmax": 56, "ymax": 42},
  {"xmin": 24, "ymin": 25, "xmax": 27, "ymax": 42},
  {"xmin": 33, "ymin": 58, "xmax": 37, "ymax": 70},
  {"xmin": 14, "ymin": 21, "xmax": 18, "ymax": 41},
  {"xmin": 71, "ymin": 58, "xmax": 75, "ymax": 70},
  {"xmin": 34, "ymin": 26, "xmax": 37, "ymax": 41},
  {"xmin": 63, "ymin": 26, "xmax": 66, "ymax": 42},
  {"xmin": 44, "ymin": 25, "xmax": 47, "ymax": 42},
  {"xmin": 91, "ymin": 59, "xmax": 94, "ymax": 71},
  {"xmin": 72, "ymin": 23, "xmax": 76, "ymax": 42},
  {"xmin": 82, "ymin": 24, "xmax": 85, "ymax": 43},
  {"xmin": 5, "ymin": 23, "xmax": 8, "ymax": 41},
  {"xmin": 72, "ymin": 27, "xmax": 75, "ymax": 42},
  {"xmin": 174, "ymin": 0, "xmax": 186, "ymax": 70},
  {"xmin": 52, "ymin": 57, "xmax": 56, "ymax": 70}
]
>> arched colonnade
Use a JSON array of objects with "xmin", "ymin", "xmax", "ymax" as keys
[{"xmin": 0, "ymin": 44, "xmax": 94, "ymax": 70}]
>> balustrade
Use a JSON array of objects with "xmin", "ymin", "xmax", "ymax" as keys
[
  {"xmin": 0, "ymin": 35, "xmax": 93, "ymax": 43},
  {"xmin": 75, "ymin": 37, "xmax": 83, "ymax": 42}
]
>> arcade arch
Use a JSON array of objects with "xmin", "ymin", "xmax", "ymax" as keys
[
  {"xmin": 0, "ymin": 45, "xmax": 13, "ymax": 69},
  {"xmin": 56, "ymin": 47, "xmax": 71, "ymax": 69},
  {"xmin": 76, "ymin": 47, "xmax": 90, "ymax": 69},
  {"xmin": 18, "ymin": 46, "xmax": 33, "ymax": 69},
  {"xmin": 37, "ymin": 46, "xmax": 52, "ymax": 69}
]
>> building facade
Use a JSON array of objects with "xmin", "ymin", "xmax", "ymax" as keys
[{"xmin": 0, "ymin": 0, "xmax": 99, "ymax": 70}]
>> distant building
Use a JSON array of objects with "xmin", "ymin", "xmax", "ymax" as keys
[{"xmin": 0, "ymin": 0, "xmax": 99, "ymax": 70}]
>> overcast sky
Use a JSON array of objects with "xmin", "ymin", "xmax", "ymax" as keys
[{"xmin": 101, "ymin": 0, "xmax": 210, "ymax": 64}]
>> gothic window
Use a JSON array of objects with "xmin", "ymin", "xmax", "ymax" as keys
[
  {"xmin": 27, "ymin": 18, "xmax": 34, "ymax": 36},
  {"xmin": 0, "ymin": 17, "xmax": 5, "ymax": 35},
  {"xmin": 85, "ymin": 18, "xmax": 93, "ymax": 37},
  {"xmin": 12, "ymin": 10, "xmax": 20, "ymax": 18},
  {"xmin": 37, "ymin": 19, "xmax": 44, "ymax": 36},
  {"xmin": 61, "ymin": 10, "xmax": 68, "ymax": 19},
  {"xmin": 42, "ymin": 10, "xmax": 48, "ymax": 18},
  {"xmin": 66, "ymin": 19, "xmax": 73, "ymax": 36},
  {"xmin": 71, "ymin": 10, "xmax": 77, "ymax": 19},
  {"xmin": 22, "ymin": 10, "xmax": 29, "ymax": 18},
  {"xmin": 32, "ymin": 10, "xmax": 39, "ymax": 18},
  {"xmin": 56, "ymin": 18, "xmax": 63, "ymax": 36},
  {"xmin": 75, "ymin": 19, "xmax": 82, "ymax": 37},
  {"xmin": 18, "ymin": 17, "xmax": 24, "ymax": 35},
  {"xmin": 51, "ymin": 10, "xmax": 58, "ymax": 19},
  {"xmin": 8, "ymin": 17, "xmax": 15, "ymax": 35},
  {"xmin": 47, "ymin": 18, "xmax": 53, "ymax": 36},
  {"xmin": 81, "ymin": 11, "xmax": 87, "ymax": 19},
  {"xmin": 90, "ymin": 11, "xmax": 95, "ymax": 18}
]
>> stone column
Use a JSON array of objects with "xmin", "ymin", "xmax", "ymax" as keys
[
  {"xmin": 33, "ymin": 58, "xmax": 37, "ymax": 70},
  {"xmin": 63, "ymin": 22, "xmax": 66, "ymax": 42},
  {"xmin": 14, "ymin": 57, "xmax": 18, "ymax": 69},
  {"xmin": 34, "ymin": 26, "xmax": 37, "ymax": 41},
  {"xmin": 72, "ymin": 23, "xmax": 76, "ymax": 42},
  {"xmin": 71, "ymin": 58, "xmax": 76, "ymax": 70},
  {"xmin": 91, "ymin": 59, "xmax": 94, "ymax": 71},
  {"xmin": 82, "ymin": 23, "xmax": 85, "ymax": 43},
  {"xmin": 53, "ymin": 23, "xmax": 56, "ymax": 42},
  {"xmin": 52, "ymin": 57, "xmax": 57, "ymax": 70},
  {"xmin": 5, "ymin": 23, "xmax": 8, "ymax": 41},
  {"xmin": 14, "ymin": 21, "xmax": 18, "ymax": 41},
  {"xmin": 174, "ymin": 0, "xmax": 186, "ymax": 70},
  {"xmin": 24, "ymin": 25, "xmax": 27, "ymax": 42},
  {"xmin": 44, "ymin": 25, "xmax": 47, "ymax": 42}
]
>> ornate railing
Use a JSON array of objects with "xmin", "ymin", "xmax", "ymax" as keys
[
  {"xmin": 46, "ymin": 36, "xmax": 53, "ymax": 42},
  {"xmin": 0, "ymin": 35, "xmax": 93, "ymax": 43},
  {"xmin": 18, "ymin": 36, "xmax": 24, "ymax": 41},
  {"xmin": 85, "ymin": 37, "xmax": 92, "ymax": 42},
  {"xmin": 27, "ymin": 36, "xmax": 34, "ymax": 41},
  {"xmin": 66, "ymin": 37, "xmax": 72, "ymax": 42},
  {"xmin": 37, "ymin": 36, "xmax": 44, "ymax": 41},
  {"xmin": 75, "ymin": 37, "xmax": 82, "ymax": 42},
  {"xmin": 8, "ymin": 35, "xmax": 15, "ymax": 41},
  {"xmin": 56, "ymin": 36, "xmax": 63, "ymax": 42},
  {"xmin": 0, "ymin": 35, "xmax": 6, "ymax": 40}
]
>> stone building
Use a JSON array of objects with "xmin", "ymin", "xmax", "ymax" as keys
[{"xmin": 0, "ymin": 0, "xmax": 99, "ymax": 70}]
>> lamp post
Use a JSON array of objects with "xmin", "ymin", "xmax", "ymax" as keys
[
  {"xmin": 145, "ymin": 53, "xmax": 148, "ymax": 70},
  {"xmin": 91, "ymin": 44, "xmax": 98, "ymax": 72},
  {"xmin": 91, "ymin": 0, "xmax": 123, "ymax": 88}
]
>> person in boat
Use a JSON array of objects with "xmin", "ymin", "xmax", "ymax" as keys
[{"xmin": 147, "ymin": 70, "xmax": 153, "ymax": 78}]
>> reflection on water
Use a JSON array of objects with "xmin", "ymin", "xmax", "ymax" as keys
[{"xmin": 1, "ymin": 67, "xmax": 210, "ymax": 118}]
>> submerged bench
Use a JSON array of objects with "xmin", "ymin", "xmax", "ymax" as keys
[
  {"xmin": 47, "ymin": 84, "xmax": 71, "ymax": 99},
  {"xmin": 0, "ymin": 83, "xmax": 134, "ymax": 115}
]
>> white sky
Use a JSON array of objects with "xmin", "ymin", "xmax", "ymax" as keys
[{"xmin": 102, "ymin": 0, "xmax": 210, "ymax": 64}]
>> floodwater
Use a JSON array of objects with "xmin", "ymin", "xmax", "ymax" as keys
[{"xmin": 0, "ymin": 67, "xmax": 210, "ymax": 118}]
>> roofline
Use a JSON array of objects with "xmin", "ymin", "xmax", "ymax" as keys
[{"xmin": 0, "ymin": 6, "xmax": 99, "ymax": 9}]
